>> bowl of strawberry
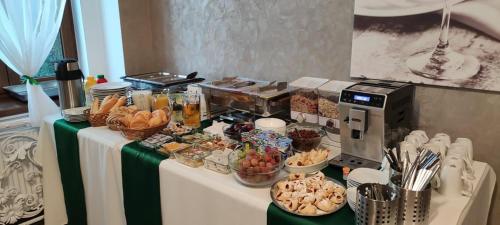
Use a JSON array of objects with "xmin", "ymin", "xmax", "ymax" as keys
[{"xmin": 229, "ymin": 147, "xmax": 283, "ymax": 187}]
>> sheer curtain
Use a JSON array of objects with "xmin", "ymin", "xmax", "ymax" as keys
[{"xmin": 0, "ymin": 0, "xmax": 66, "ymax": 127}]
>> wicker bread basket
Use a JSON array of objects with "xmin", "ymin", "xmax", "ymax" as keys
[
  {"xmin": 106, "ymin": 114, "xmax": 125, "ymax": 131},
  {"xmin": 84, "ymin": 109, "xmax": 109, "ymax": 127},
  {"xmin": 120, "ymin": 122, "xmax": 169, "ymax": 140}
]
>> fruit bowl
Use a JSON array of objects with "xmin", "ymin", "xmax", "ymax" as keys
[
  {"xmin": 229, "ymin": 148, "xmax": 283, "ymax": 187},
  {"xmin": 287, "ymin": 124, "xmax": 326, "ymax": 152}
]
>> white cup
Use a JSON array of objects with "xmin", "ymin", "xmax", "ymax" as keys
[
  {"xmin": 433, "ymin": 133, "xmax": 451, "ymax": 148},
  {"xmin": 445, "ymin": 152, "xmax": 475, "ymax": 180},
  {"xmin": 455, "ymin": 138, "xmax": 473, "ymax": 160},
  {"xmin": 410, "ymin": 130, "xmax": 429, "ymax": 143},
  {"xmin": 428, "ymin": 139, "xmax": 448, "ymax": 156},
  {"xmin": 439, "ymin": 163, "xmax": 463, "ymax": 197},
  {"xmin": 400, "ymin": 141, "xmax": 417, "ymax": 161},
  {"xmin": 405, "ymin": 135, "xmax": 424, "ymax": 147}
]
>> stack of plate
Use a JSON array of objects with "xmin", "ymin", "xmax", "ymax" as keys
[
  {"xmin": 62, "ymin": 106, "xmax": 89, "ymax": 122},
  {"xmin": 346, "ymin": 187, "xmax": 357, "ymax": 211},
  {"xmin": 347, "ymin": 168, "xmax": 389, "ymax": 189},
  {"xmin": 90, "ymin": 82, "xmax": 131, "ymax": 101}
]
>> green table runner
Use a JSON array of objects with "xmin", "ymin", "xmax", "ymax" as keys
[
  {"xmin": 267, "ymin": 166, "xmax": 356, "ymax": 225},
  {"xmin": 54, "ymin": 119, "xmax": 90, "ymax": 225},
  {"xmin": 121, "ymin": 142, "xmax": 168, "ymax": 225}
]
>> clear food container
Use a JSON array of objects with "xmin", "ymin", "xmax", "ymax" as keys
[
  {"xmin": 317, "ymin": 80, "xmax": 354, "ymax": 141},
  {"xmin": 174, "ymin": 145, "xmax": 212, "ymax": 167},
  {"xmin": 290, "ymin": 77, "xmax": 329, "ymax": 123},
  {"xmin": 203, "ymin": 149, "xmax": 232, "ymax": 174}
]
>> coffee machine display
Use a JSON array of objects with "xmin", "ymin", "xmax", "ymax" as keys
[{"xmin": 330, "ymin": 80, "xmax": 414, "ymax": 169}]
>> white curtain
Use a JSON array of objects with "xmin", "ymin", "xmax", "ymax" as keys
[{"xmin": 0, "ymin": 0, "xmax": 66, "ymax": 127}]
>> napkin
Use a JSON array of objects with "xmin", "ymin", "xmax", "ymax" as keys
[{"xmin": 452, "ymin": 0, "xmax": 500, "ymax": 40}]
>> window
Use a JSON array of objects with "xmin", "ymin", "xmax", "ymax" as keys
[
  {"xmin": 0, "ymin": 1, "xmax": 77, "ymax": 117},
  {"xmin": 35, "ymin": 33, "xmax": 64, "ymax": 77}
]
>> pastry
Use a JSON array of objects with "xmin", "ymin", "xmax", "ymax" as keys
[
  {"xmin": 91, "ymin": 97, "xmax": 99, "ymax": 113},
  {"xmin": 298, "ymin": 193, "xmax": 316, "ymax": 205},
  {"xmin": 284, "ymin": 198, "xmax": 299, "ymax": 211},
  {"xmin": 152, "ymin": 109, "xmax": 168, "ymax": 123},
  {"xmin": 297, "ymin": 203, "xmax": 317, "ymax": 215},
  {"xmin": 110, "ymin": 96, "xmax": 127, "ymax": 112},
  {"xmin": 129, "ymin": 117, "xmax": 149, "ymax": 129},
  {"xmin": 134, "ymin": 110, "xmax": 152, "ymax": 121},
  {"xmin": 286, "ymin": 148, "xmax": 329, "ymax": 167},
  {"xmin": 148, "ymin": 116, "xmax": 163, "ymax": 127},
  {"xmin": 323, "ymin": 181, "xmax": 336, "ymax": 194},
  {"xmin": 330, "ymin": 192, "xmax": 344, "ymax": 204},
  {"xmin": 98, "ymin": 95, "xmax": 118, "ymax": 113},
  {"xmin": 316, "ymin": 198, "xmax": 335, "ymax": 212},
  {"xmin": 275, "ymin": 190, "xmax": 292, "ymax": 201}
]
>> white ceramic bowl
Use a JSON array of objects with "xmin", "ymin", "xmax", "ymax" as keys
[
  {"xmin": 284, "ymin": 149, "xmax": 334, "ymax": 174},
  {"xmin": 255, "ymin": 118, "xmax": 286, "ymax": 135}
]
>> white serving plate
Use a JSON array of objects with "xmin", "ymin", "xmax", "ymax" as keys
[
  {"xmin": 270, "ymin": 176, "xmax": 347, "ymax": 217},
  {"xmin": 347, "ymin": 168, "xmax": 388, "ymax": 189}
]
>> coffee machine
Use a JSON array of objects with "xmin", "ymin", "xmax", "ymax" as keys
[{"xmin": 330, "ymin": 80, "xmax": 414, "ymax": 169}]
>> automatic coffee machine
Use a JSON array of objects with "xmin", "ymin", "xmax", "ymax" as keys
[{"xmin": 330, "ymin": 80, "xmax": 415, "ymax": 169}]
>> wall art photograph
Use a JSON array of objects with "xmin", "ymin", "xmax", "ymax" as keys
[{"xmin": 350, "ymin": 0, "xmax": 500, "ymax": 91}]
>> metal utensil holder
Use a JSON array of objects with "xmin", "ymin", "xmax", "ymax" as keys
[
  {"xmin": 356, "ymin": 183, "xmax": 399, "ymax": 225},
  {"xmin": 390, "ymin": 176, "xmax": 432, "ymax": 225}
]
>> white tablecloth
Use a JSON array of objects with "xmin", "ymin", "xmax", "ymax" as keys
[
  {"xmin": 38, "ymin": 114, "xmax": 496, "ymax": 225},
  {"xmin": 38, "ymin": 115, "xmax": 130, "ymax": 225},
  {"xmin": 159, "ymin": 159, "xmax": 496, "ymax": 225}
]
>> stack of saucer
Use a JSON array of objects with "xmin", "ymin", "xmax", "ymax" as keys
[
  {"xmin": 347, "ymin": 168, "xmax": 389, "ymax": 189},
  {"xmin": 91, "ymin": 82, "xmax": 131, "ymax": 101},
  {"xmin": 62, "ymin": 106, "xmax": 89, "ymax": 122}
]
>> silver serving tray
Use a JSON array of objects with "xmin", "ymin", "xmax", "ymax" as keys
[{"xmin": 270, "ymin": 176, "xmax": 347, "ymax": 217}]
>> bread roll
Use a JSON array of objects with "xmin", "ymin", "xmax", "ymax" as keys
[
  {"xmin": 148, "ymin": 116, "xmax": 163, "ymax": 127},
  {"xmin": 98, "ymin": 96, "xmax": 118, "ymax": 114},
  {"xmin": 134, "ymin": 111, "xmax": 152, "ymax": 121},
  {"xmin": 91, "ymin": 97, "xmax": 100, "ymax": 114},
  {"xmin": 110, "ymin": 96, "xmax": 127, "ymax": 112},
  {"xmin": 129, "ymin": 117, "xmax": 149, "ymax": 129},
  {"xmin": 152, "ymin": 109, "xmax": 167, "ymax": 123}
]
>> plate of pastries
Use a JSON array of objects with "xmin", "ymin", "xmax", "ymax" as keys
[
  {"xmin": 270, "ymin": 172, "xmax": 346, "ymax": 216},
  {"xmin": 285, "ymin": 148, "xmax": 331, "ymax": 174}
]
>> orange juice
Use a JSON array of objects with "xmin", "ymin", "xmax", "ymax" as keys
[
  {"xmin": 153, "ymin": 94, "xmax": 169, "ymax": 110},
  {"xmin": 183, "ymin": 103, "xmax": 200, "ymax": 128},
  {"xmin": 183, "ymin": 93, "xmax": 201, "ymax": 128}
]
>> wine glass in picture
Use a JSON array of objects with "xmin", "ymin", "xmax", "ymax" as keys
[{"xmin": 406, "ymin": 0, "xmax": 480, "ymax": 80}]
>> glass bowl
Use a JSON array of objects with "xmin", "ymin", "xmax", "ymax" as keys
[
  {"xmin": 223, "ymin": 122, "xmax": 255, "ymax": 141},
  {"xmin": 287, "ymin": 124, "xmax": 326, "ymax": 152},
  {"xmin": 228, "ymin": 148, "xmax": 282, "ymax": 187}
]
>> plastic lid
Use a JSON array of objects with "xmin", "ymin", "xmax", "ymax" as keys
[{"xmin": 96, "ymin": 74, "xmax": 104, "ymax": 78}]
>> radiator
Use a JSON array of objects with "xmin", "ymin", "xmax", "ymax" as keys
[{"xmin": 0, "ymin": 114, "xmax": 43, "ymax": 224}]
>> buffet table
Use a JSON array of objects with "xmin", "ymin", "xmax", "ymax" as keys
[{"xmin": 38, "ymin": 114, "xmax": 496, "ymax": 225}]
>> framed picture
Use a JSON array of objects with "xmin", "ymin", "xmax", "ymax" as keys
[{"xmin": 350, "ymin": 0, "xmax": 500, "ymax": 91}]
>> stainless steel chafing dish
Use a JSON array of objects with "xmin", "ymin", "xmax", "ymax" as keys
[
  {"xmin": 121, "ymin": 72, "xmax": 204, "ymax": 91},
  {"xmin": 199, "ymin": 77, "xmax": 296, "ymax": 117}
]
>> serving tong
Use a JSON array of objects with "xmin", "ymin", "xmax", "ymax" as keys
[{"xmin": 384, "ymin": 145, "xmax": 441, "ymax": 191}]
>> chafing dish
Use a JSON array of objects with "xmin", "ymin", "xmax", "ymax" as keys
[
  {"xmin": 199, "ymin": 77, "xmax": 295, "ymax": 117},
  {"xmin": 121, "ymin": 72, "xmax": 204, "ymax": 91}
]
